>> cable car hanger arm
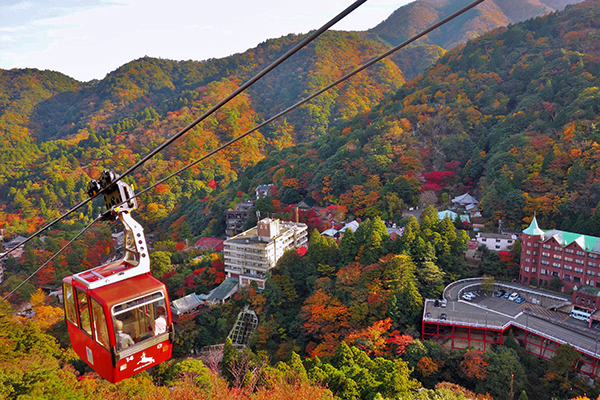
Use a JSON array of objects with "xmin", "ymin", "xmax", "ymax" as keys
[{"xmin": 72, "ymin": 171, "xmax": 150, "ymax": 289}]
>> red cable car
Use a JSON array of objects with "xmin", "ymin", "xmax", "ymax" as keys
[{"xmin": 62, "ymin": 171, "xmax": 173, "ymax": 383}]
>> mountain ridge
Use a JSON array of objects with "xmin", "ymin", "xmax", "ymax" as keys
[{"xmin": 369, "ymin": 0, "xmax": 584, "ymax": 49}]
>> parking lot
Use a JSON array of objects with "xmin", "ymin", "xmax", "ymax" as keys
[{"xmin": 424, "ymin": 278, "xmax": 600, "ymax": 358}]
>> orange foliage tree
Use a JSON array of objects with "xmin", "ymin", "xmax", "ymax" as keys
[{"xmin": 301, "ymin": 289, "xmax": 349, "ymax": 357}]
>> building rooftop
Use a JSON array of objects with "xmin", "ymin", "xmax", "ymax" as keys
[
  {"xmin": 198, "ymin": 277, "xmax": 239, "ymax": 303},
  {"xmin": 226, "ymin": 220, "xmax": 306, "ymax": 247},
  {"xmin": 523, "ymin": 216, "xmax": 600, "ymax": 252},
  {"xmin": 451, "ymin": 193, "xmax": 478, "ymax": 205},
  {"xmin": 575, "ymin": 285, "xmax": 600, "ymax": 297},
  {"xmin": 171, "ymin": 293, "xmax": 204, "ymax": 315},
  {"xmin": 477, "ymin": 232, "xmax": 516, "ymax": 239},
  {"xmin": 426, "ymin": 279, "xmax": 600, "ymax": 359}
]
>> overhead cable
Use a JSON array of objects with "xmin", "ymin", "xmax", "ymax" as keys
[
  {"xmin": 132, "ymin": 0, "xmax": 488, "ymax": 201},
  {"xmin": 0, "ymin": 0, "xmax": 368, "ymax": 261}
]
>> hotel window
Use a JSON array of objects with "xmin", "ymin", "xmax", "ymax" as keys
[
  {"xmin": 587, "ymin": 270, "xmax": 596, "ymax": 276},
  {"xmin": 589, "ymin": 253, "xmax": 598, "ymax": 259},
  {"xmin": 526, "ymin": 250, "xmax": 531, "ymax": 255},
  {"xmin": 564, "ymin": 265, "xmax": 572, "ymax": 271},
  {"xmin": 526, "ymin": 242, "xmax": 531, "ymax": 247},
  {"xmin": 543, "ymin": 244, "xmax": 551, "ymax": 249},
  {"xmin": 525, "ymin": 258, "xmax": 530, "ymax": 262},
  {"xmin": 563, "ymin": 274, "xmax": 571, "ymax": 281},
  {"xmin": 541, "ymin": 269, "xmax": 548, "ymax": 275},
  {"xmin": 532, "ymin": 268, "xmax": 537, "ymax": 273},
  {"xmin": 553, "ymin": 255, "xmax": 561, "ymax": 260},
  {"xmin": 552, "ymin": 271, "xmax": 560, "ymax": 277},
  {"xmin": 588, "ymin": 261, "xmax": 597, "ymax": 267},
  {"xmin": 574, "ymin": 277, "xmax": 581, "ymax": 283},
  {"xmin": 564, "ymin": 257, "xmax": 573, "ymax": 262},
  {"xmin": 533, "ymin": 251, "xmax": 538, "ymax": 255},
  {"xmin": 575, "ymin": 267, "xmax": 584, "ymax": 274},
  {"xmin": 575, "ymin": 259, "xmax": 584, "ymax": 265},
  {"xmin": 542, "ymin": 252, "xmax": 550, "ymax": 258},
  {"xmin": 524, "ymin": 266, "xmax": 529, "ymax": 272},
  {"xmin": 554, "ymin": 246, "xmax": 563, "ymax": 252},
  {"xmin": 541, "ymin": 260, "xmax": 550, "ymax": 265},
  {"xmin": 565, "ymin": 249, "xmax": 574, "ymax": 254},
  {"xmin": 534, "ymin": 243, "xmax": 539, "ymax": 247},
  {"xmin": 577, "ymin": 250, "xmax": 585, "ymax": 256},
  {"xmin": 552, "ymin": 262, "xmax": 561, "ymax": 268}
]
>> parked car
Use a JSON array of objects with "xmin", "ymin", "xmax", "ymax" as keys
[
  {"xmin": 503, "ymin": 292, "xmax": 511, "ymax": 299},
  {"xmin": 508, "ymin": 292, "xmax": 519, "ymax": 301},
  {"xmin": 515, "ymin": 297, "xmax": 525, "ymax": 304},
  {"xmin": 440, "ymin": 299, "xmax": 447, "ymax": 308},
  {"xmin": 496, "ymin": 290, "xmax": 506, "ymax": 297},
  {"xmin": 461, "ymin": 293, "xmax": 472, "ymax": 301},
  {"xmin": 426, "ymin": 312, "xmax": 431, "ymax": 318},
  {"xmin": 440, "ymin": 313, "xmax": 447, "ymax": 320}
]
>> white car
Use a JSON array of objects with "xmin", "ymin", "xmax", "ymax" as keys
[
  {"xmin": 508, "ymin": 292, "xmax": 519, "ymax": 301},
  {"xmin": 462, "ymin": 293, "xmax": 474, "ymax": 301}
]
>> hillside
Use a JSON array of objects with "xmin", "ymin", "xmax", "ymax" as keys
[
  {"xmin": 369, "ymin": 0, "xmax": 585, "ymax": 50},
  {"xmin": 230, "ymin": 0, "xmax": 600, "ymax": 235},
  {"xmin": 0, "ymin": 31, "xmax": 403, "ymax": 237}
]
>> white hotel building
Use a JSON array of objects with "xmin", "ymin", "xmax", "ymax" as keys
[{"xmin": 224, "ymin": 218, "xmax": 308, "ymax": 289}]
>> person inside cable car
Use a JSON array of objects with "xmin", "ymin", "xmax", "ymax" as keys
[
  {"xmin": 151, "ymin": 305, "xmax": 167, "ymax": 336},
  {"xmin": 115, "ymin": 320, "xmax": 134, "ymax": 350}
]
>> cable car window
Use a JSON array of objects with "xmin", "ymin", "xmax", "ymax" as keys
[
  {"xmin": 91, "ymin": 298, "xmax": 110, "ymax": 349},
  {"xmin": 63, "ymin": 283, "xmax": 78, "ymax": 327},
  {"xmin": 76, "ymin": 288, "xmax": 93, "ymax": 336},
  {"xmin": 112, "ymin": 291, "xmax": 167, "ymax": 350}
]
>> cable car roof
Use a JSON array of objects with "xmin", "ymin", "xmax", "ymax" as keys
[{"xmin": 66, "ymin": 272, "xmax": 166, "ymax": 310}]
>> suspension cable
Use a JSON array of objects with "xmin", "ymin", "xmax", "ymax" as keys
[
  {"xmin": 0, "ymin": 0, "xmax": 368, "ymax": 261},
  {"xmin": 1, "ymin": 216, "xmax": 102, "ymax": 303},
  {"xmin": 133, "ymin": 0, "xmax": 488, "ymax": 201},
  {"xmin": 1, "ymin": 0, "xmax": 489, "ymax": 301}
]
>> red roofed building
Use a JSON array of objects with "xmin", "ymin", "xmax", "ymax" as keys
[{"xmin": 194, "ymin": 237, "xmax": 225, "ymax": 252}]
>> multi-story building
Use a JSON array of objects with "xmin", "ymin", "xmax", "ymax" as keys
[
  {"xmin": 225, "ymin": 201, "xmax": 254, "ymax": 237},
  {"xmin": 520, "ymin": 216, "xmax": 600, "ymax": 292},
  {"xmin": 255, "ymin": 184, "xmax": 275, "ymax": 199},
  {"xmin": 224, "ymin": 218, "xmax": 308, "ymax": 289},
  {"xmin": 476, "ymin": 232, "xmax": 518, "ymax": 252}
]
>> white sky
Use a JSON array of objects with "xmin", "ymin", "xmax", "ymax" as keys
[{"xmin": 0, "ymin": 0, "xmax": 412, "ymax": 82}]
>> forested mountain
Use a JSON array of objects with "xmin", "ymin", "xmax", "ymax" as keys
[
  {"xmin": 0, "ymin": 31, "xmax": 403, "ymax": 237},
  {"xmin": 369, "ymin": 0, "xmax": 585, "ymax": 50},
  {"xmin": 229, "ymin": 0, "xmax": 600, "ymax": 235}
]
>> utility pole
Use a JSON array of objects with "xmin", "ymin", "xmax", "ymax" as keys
[{"xmin": 509, "ymin": 373, "xmax": 514, "ymax": 400}]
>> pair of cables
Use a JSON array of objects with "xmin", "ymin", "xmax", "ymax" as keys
[{"xmin": 1, "ymin": 0, "xmax": 486, "ymax": 303}]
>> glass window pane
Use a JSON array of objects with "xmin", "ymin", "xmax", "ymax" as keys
[
  {"xmin": 76, "ymin": 288, "xmax": 92, "ymax": 336},
  {"xmin": 63, "ymin": 283, "xmax": 78, "ymax": 326},
  {"xmin": 112, "ymin": 291, "xmax": 168, "ymax": 351},
  {"xmin": 91, "ymin": 298, "xmax": 109, "ymax": 349}
]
